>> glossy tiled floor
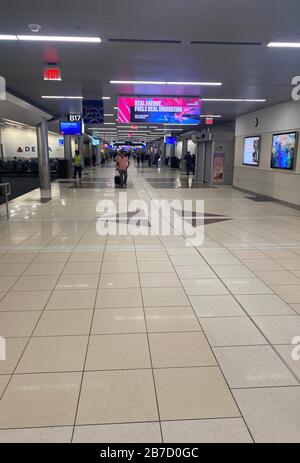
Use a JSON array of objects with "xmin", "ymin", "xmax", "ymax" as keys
[{"xmin": 0, "ymin": 163, "xmax": 300, "ymax": 443}]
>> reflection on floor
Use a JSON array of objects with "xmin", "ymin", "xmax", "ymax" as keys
[{"xmin": 0, "ymin": 163, "xmax": 299, "ymax": 443}]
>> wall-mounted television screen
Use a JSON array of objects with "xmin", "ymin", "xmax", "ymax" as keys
[
  {"xmin": 164, "ymin": 136, "xmax": 177, "ymax": 145},
  {"xmin": 92, "ymin": 138, "xmax": 100, "ymax": 146},
  {"xmin": 59, "ymin": 121, "xmax": 82, "ymax": 136},
  {"xmin": 243, "ymin": 136, "xmax": 260, "ymax": 166},
  {"xmin": 118, "ymin": 97, "xmax": 201, "ymax": 125},
  {"xmin": 271, "ymin": 132, "xmax": 297, "ymax": 170}
]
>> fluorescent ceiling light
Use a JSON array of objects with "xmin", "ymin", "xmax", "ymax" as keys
[
  {"xmin": 166, "ymin": 81, "xmax": 222, "ymax": 86},
  {"xmin": 17, "ymin": 35, "xmax": 101, "ymax": 43},
  {"xmin": 104, "ymin": 114, "xmax": 114, "ymax": 117},
  {"xmin": 110, "ymin": 80, "xmax": 222, "ymax": 86},
  {"xmin": 202, "ymin": 98, "xmax": 266, "ymax": 102},
  {"xmin": 110, "ymin": 80, "xmax": 166, "ymax": 85},
  {"xmin": 104, "ymin": 122, "xmax": 115, "ymax": 125},
  {"xmin": 102, "ymin": 97, "xmax": 111, "ymax": 100},
  {"xmin": 267, "ymin": 42, "xmax": 300, "ymax": 48},
  {"xmin": 163, "ymin": 123, "xmax": 198, "ymax": 126},
  {"xmin": 2, "ymin": 118, "xmax": 28, "ymax": 126},
  {"xmin": 201, "ymin": 114, "xmax": 222, "ymax": 118},
  {"xmin": 0, "ymin": 35, "xmax": 18, "ymax": 40},
  {"xmin": 41, "ymin": 95, "xmax": 83, "ymax": 99},
  {"xmin": 117, "ymin": 125, "xmax": 148, "ymax": 129}
]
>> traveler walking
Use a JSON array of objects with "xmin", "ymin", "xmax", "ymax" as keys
[
  {"xmin": 73, "ymin": 150, "xmax": 82, "ymax": 179},
  {"xmin": 116, "ymin": 151, "xmax": 130, "ymax": 187}
]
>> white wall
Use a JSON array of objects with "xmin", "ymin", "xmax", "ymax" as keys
[
  {"xmin": 1, "ymin": 126, "xmax": 64, "ymax": 159},
  {"xmin": 176, "ymin": 140, "xmax": 183, "ymax": 158},
  {"xmin": 187, "ymin": 139, "xmax": 196, "ymax": 155},
  {"xmin": 234, "ymin": 100, "xmax": 300, "ymax": 206}
]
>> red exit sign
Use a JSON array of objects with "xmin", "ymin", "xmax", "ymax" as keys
[
  {"xmin": 205, "ymin": 117, "xmax": 214, "ymax": 125},
  {"xmin": 43, "ymin": 65, "xmax": 61, "ymax": 81}
]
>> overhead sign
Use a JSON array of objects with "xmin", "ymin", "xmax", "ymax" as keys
[
  {"xmin": 43, "ymin": 64, "xmax": 61, "ymax": 81},
  {"xmin": 82, "ymin": 100, "xmax": 104, "ymax": 124},
  {"xmin": 68, "ymin": 114, "xmax": 82, "ymax": 122},
  {"xmin": 118, "ymin": 97, "xmax": 201, "ymax": 125}
]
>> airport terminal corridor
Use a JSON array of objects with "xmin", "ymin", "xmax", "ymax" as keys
[
  {"xmin": 1, "ymin": 0, "xmax": 300, "ymax": 447},
  {"xmin": 0, "ymin": 164, "xmax": 299, "ymax": 443}
]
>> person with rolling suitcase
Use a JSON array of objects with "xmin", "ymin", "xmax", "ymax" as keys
[{"xmin": 116, "ymin": 151, "xmax": 130, "ymax": 187}]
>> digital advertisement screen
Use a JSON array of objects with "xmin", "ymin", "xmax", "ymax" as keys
[
  {"xmin": 243, "ymin": 136, "xmax": 260, "ymax": 166},
  {"xmin": 165, "ymin": 136, "xmax": 177, "ymax": 145},
  {"xmin": 118, "ymin": 97, "xmax": 201, "ymax": 124},
  {"xmin": 271, "ymin": 132, "xmax": 297, "ymax": 170},
  {"xmin": 60, "ymin": 121, "xmax": 82, "ymax": 136}
]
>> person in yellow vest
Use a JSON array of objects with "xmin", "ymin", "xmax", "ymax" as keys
[{"xmin": 73, "ymin": 150, "xmax": 82, "ymax": 179}]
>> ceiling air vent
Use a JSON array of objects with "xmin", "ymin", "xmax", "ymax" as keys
[
  {"xmin": 108, "ymin": 38, "xmax": 182, "ymax": 44},
  {"xmin": 190, "ymin": 41, "xmax": 262, "ymax": 46}
]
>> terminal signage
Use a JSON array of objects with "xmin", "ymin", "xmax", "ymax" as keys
[
  {"xmin": 82, "ymin": 100, "xmax": 104, "ymax": 124},
  {"xmin": 118, "ymin": 97, "xmax": 201, "ymax": 125},
  {"xmin": 68, "ymin": 114, "xmax": 82, "ymax": 122}
]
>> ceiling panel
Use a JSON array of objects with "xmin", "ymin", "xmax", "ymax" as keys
[{"xmin": 0, "ymin": 0, "xmax": 299, "ymax": 126}]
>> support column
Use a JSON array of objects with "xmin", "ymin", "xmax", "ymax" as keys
[
  {"xmin": 161, "ymin": 142, "xmax": 166, "ymax": 165},
  {"xmin": 36, "ymin": 120, "xmax": 51, "ymax": 192},
  {"xmin": 195, "ymin": 142, "xmax": 206, "ymax": 183},
  {"xmin": 64, "ymin": 135, "xmax": 73, "ymax": 178},
  {"xmin": 78, "ymin": 136, "xmax": 84, "ymax": 167},
  {"xmin": 181, "ymin": 138, "xmax": 188, "ymax": 172},
  {"xmin": 0, "ymin": 126, "xmax": 4, "ymax": 161}
]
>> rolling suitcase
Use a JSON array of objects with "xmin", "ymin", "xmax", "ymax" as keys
[{"xmin": 114, "ymin": 171, "xmax": 121, "ymax": 186}]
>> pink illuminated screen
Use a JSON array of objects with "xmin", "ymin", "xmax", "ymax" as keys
[{"xmin": 118, "ymin": 97, "xmax": 201, "ymax": 124}]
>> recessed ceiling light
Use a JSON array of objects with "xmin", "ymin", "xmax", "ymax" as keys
[
  {"xmin": 202, "ymin": 98, "xmax": 266, "ymax": 102},
  {"xmin": 267, "ymin": 42, "xmax": 300, "ymax": 48},
  {"xmin": 17, "ymin": 35, "xmax": 101, "ymax": 43},
  {"xmin": 28, "ymin": 24, "xmax": 42, "ymax": 33}
]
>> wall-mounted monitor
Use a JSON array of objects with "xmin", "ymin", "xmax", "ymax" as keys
[
  {"xmin": 92, "ymin": 138, "xmax": 100, "ymax": 146},
  {"xmin": 243, "ymin": 136, "xmax": 260, "ymax": 166},
  {"xmin": 59, "ymin": 121, "xmax": 82, "ymax": 136},
  {"xmin": 164, "ymin": 136, "xmax": 177, "ymax": 145},
  {"xmin": 118, "ymin": 97, "xmax": 201, "ymax": 124},
  {"xmin": 271, "ymin": 132, "xmax": 297, "ymax": 170}
]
